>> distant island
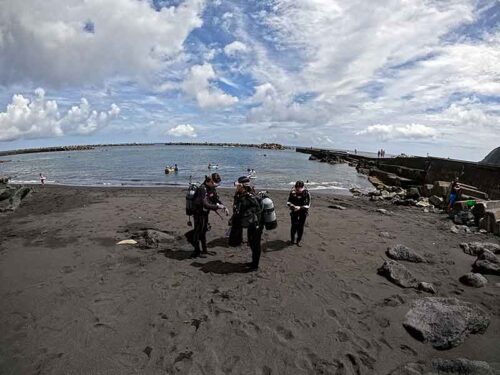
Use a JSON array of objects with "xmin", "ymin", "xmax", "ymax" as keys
[{"xmin": 0, "ymin": 142, "xmax": 289, "ymax": 157}]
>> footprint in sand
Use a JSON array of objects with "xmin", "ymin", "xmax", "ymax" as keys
[{"xmin": 276, "ymin": 325, "xmax": 294, "ymax": 341}]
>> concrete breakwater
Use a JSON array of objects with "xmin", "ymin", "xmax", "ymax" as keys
[
  {"xmin": 298, "ymin": 147, "xmax": 500, "ymax": 235},
  {"xmin": 297, "ymin": 147, "xmax": 500, "ymax": 200}
]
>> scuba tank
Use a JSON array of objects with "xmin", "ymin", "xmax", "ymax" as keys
[
  {"xmin": 185, "ymin": 176, "xmax": 199, "ymax": 225},
  {"xmin": 259, "ymin": 192, "xmax": 277, "ymax": 230}
]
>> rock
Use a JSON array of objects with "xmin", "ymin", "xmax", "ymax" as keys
[
  {"xmin": 403, "ymin": 297, "xmax": 490, "ymax": 350},
  {"xmin": 133, "ymin": 229, "xmax": 175, "ymax": 248},
  {"xmin": 451, "ymin": 225, "xmax": 470, "ymax": 234},
  {"xmin": 432, "ymin": 181, "xmax": 450, "ymax": 198},
  {"xmin": 378, "ymin": 260, "xmax": 419, "ymax": 288},
  {"xmin": 459, "ymin": 273, "xmax": 488, "ymax": 288},
  {"xmin": 349, "ymin": 187, "xmax": 362, "ymax": 196},
  {"xmin": 430, "ymin": 358, "xmax": 495, "ymax": 375},
  {"xmin": 380, "ymin": 232, "xmax": 395, "ymax": 239},
  {"xmin": 328, "ymin": 204, "xmax": 346, "ymax": 210},
  {"xmin": 406, "ymin": 187, "xmax": 420, "ymax": 200},
  {"xmin": 454, "ymin": 211, "xmax": 475, "ymax": 225},
  {"xmin": 388, "ymin": 363, "xmax": 424, "ymax": 375},
  {"xmin": 473, "ymin": 251, "xmax": 500, "ymax": 275},
  {"xmin": 386, "ymin": 244, "xmax": 426, "ymax": 263},
  {"xmin": 477, "ymin": 249, "xmax": 499, "ymax": 263},
  {"xmin": 429, "ymin": 195, "xmax": 444, "ymax": 207},
  {"xmin": 0, "ymin": 185, "xmax": 32, "ymax": 212},
  {"xmin": 418, "ymin": 282, "xmax": 437, "ymax": 294},
  {"xmin": 376, "ymin": 208, "xmax": 389, "ymax": 215},
  {"xmin": 460, "ymin": 242, "xmax": 500, "ymax": 256},
  {"xmin": 416, "ymin": 199, "xmax": 431, "ymax": 208}
]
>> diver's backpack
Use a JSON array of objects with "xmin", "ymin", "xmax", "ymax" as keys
[
  {"xmin": 258, "ymin": 192, "xmax": 278, "ymax": 230},
  {"xmin": 240, "ymin": 193, "xmax": 263, "ymax": 228},
  {"xmin": 185, "ymin": 182, "xmax": 199, "ymax": 216}
]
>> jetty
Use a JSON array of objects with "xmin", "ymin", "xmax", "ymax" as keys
[{"xmin": 298, "ymin": 147, "xmax": 500, "ymax": 235}]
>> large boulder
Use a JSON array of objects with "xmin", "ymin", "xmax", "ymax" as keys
[
  {"xmin": 430, "ymin": 358, "xmax": 495, "ymax": 375},
  {"xmin": 0, "ymin": 185, "xmax": 32, "ymax": 212},
  {"xmin": 460, "ymin": 242, "xmax": 500, "ymax": 256},
  {"xmin": 432, "ymin": 181, "xmax": 450, "ymax": 198},
  {"xmin": 459, "ymin": 273, "xmax": 488, "ymax": 288},
  {"xmin": 473, "ymin": 250, "xmax": 500, "ymax": 275},
  {"xmin": 403, "ymin": 297, "xmax": 490, "ymax": 350},
  {"xmin": 378, "ymin": 260, "xmax": 419, "ymax": 288},
  {"xmin": 386, "ymin": 244, "xmax": 426, "ymax": 263}
]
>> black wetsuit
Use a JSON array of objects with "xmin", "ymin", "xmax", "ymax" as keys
[
  {"xmin": 287, "ymin": 189, "xmax": 311, "ymax": 244},
  {"xmin": 186, "ymin": 184, "xmax": 220, "ymax": 256},
  {"xmin": 229, "ymin": 190, "xmax": 263, "ymax": 269}
]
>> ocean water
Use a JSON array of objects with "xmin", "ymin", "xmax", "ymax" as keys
[{"xmin": 0, "ymin": 145, "xmax": 373, "ymax": 193}]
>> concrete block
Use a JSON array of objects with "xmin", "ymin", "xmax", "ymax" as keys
[{"xmin": 432, "ymin": 181, "xmax": 450, "ymax": 198}]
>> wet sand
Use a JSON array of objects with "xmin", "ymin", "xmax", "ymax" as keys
[{"xmin": 0, "ymin": 185, "xmax": 499, "ymax": 374}]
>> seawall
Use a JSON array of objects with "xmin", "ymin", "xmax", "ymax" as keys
[{"xmin": 297, "ymin": 147, "xmax": 500, "ymax": 200}]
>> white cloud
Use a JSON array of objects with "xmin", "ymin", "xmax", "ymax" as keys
[
  {"xmin": 0, "ymin": 0, "xmax": 205, "ymax": 86},
  {"xmin": 356, "ymin": 124, "xmax": 439, "ymax": 140},
  {"xmin": 224, "ymin": 41, "xmax": 249, "ymax": 57},
  {"xmin": 181, "ymin": 63, "xmax": 238, "ymax": 108},
  {"xmin": 167, "ymin": 124, "xmax": 197, "ymax": 138},
  {"xmin": 0, "ymin": 88, "xmax": 120, "ymax": 141}
]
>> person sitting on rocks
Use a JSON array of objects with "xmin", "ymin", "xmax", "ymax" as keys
[{"xmin": 447, "ymin": 177, "xmax": 461, "ymax": 213}]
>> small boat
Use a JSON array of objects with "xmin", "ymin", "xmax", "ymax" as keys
[{"xmin": 208, "ymin": 164, "xmax": 219, "ymax": 170}]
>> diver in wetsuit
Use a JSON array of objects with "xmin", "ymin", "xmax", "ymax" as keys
[
  {"xmin": 186, "ymin": 173, "xmax": 228, "ymax": 258},
  {"xmin": 287, "ymin": 180, "xmax": 311, "ymax": 246}
]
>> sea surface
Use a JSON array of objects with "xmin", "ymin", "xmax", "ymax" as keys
[{"xmin": 0, "ymin": 145, "xmax": 373, "ymax": 193}]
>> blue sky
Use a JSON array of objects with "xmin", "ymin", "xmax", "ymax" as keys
[{"xmin": 0, "ymin": 0, "xmax": 498, "ymax": 161}]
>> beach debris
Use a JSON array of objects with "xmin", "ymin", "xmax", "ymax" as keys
[
  {"xmin": 403, "ymin": 297, "xmax": 490, "ymax": 350},
  {"xmin": 460, "ymin": 242, "xmax": 500, "ymax": 256},
  {"xmin": 377, "ymin": 260, "xmax": 419, "ymax": 288},
  {"xmin": 431, "ymin": 358, "xmax": 495, "ymax": 375},
  {"xmin": 417, "ymin": 282, "xmax": 436, "ymax": 294},
  {"xmin": 376, "ymin": 208, "xmax": 389, "ymax": 215},
  {"xmin": 473, "ymin": 250, "xmax": 500, "ymax": 275},
  {"xmin": 116, "ymin": 239, "xmax": 138, "ymax": 245},
  {"xmin": 459, "ymin": 273, "xmax": 488, "ymax": 288},
  {"xmin": 328, "ymin": 204, "xmax": 346, "ymax": 210},
  {"xmin": 386, "ymin": 244, "xmax": 426, "ymax": 263}
]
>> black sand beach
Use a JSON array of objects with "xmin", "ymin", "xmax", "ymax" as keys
[{"xmin": 1, "ymin": 186, "xmax": 499, "ymax": 374}]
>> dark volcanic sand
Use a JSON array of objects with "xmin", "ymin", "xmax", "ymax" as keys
[{"xmin": 1, "ymin": 185, "xmax": 499, "ymax": 374}]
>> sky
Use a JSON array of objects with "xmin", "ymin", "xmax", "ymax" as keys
[{"xmin": 0, "ymin": 0, "xmax": 499, "ymax": 161}]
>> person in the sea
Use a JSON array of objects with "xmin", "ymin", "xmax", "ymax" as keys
[
  {"xmin": 447, "ymin": 176, "xmax": 461, "ymax": 213},
  {"xmin": 185, "ymin": 173, "xmax": 228, "ymax": 258},
  {"xmin": 39, "ymin": 173, "xmax": 46, "ymax": 187},
  {"xmin": 228, "ymin": 176, "xmax": 263, "ymax": 271},
  {"xmin": 287, "ymin": 180, "xmax": 311, "ymax": 246},
  {"xmin": 174, "ymin": 164, "xmax": 178, "ymax": 172}
]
